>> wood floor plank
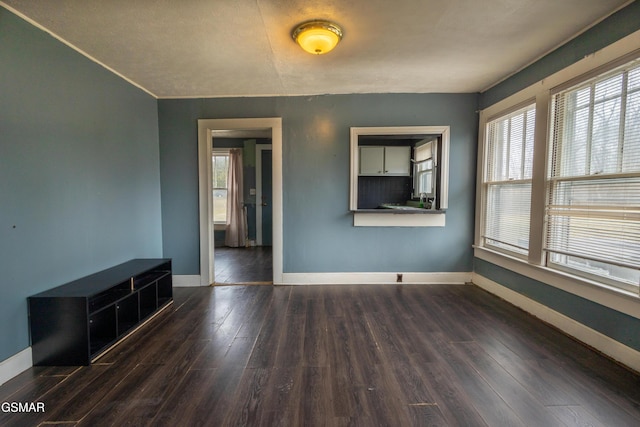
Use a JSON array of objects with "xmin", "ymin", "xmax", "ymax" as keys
[
  {"xmin": 275, "ymin": 315, "xmax": 305, "ymax": 368},
  {"xmin": 189, "ymin": 328, "xmax": 238, "ymax": 370},
  {"xmin": 222, "ymin": 368, "xmax": 272, "ymax": 426},
  {"xmin": 365, "ymin": 312, "xmax": 439, "ymax": 406},
  {"xmin": 0, "ymin": 374, "xmax": 68, "ymax": 427},
  {"xmin": 150, "ymin": 369, "xmax": 216, "ymax": 426},
  {"xmin": 246, "ymin": 287, "xmax": 290, "ymax": 369},
  {"xmin": 75, "ymin": 363, "xmax": 160, "ymax": 426},
  {"xmin": 235, "ymin": 287, "xmax": 274, "ymax": 338},
  {"xmin": 416, "ymin": 360, "xmax": 490, "ymax": 426},
  {"xmin": 303, "ymin": 297, "xmax": 329, "ymax": 367},
  {"xmin": 456, "ymin": 340, "xmax": 568, "ymax": 426},
  {"xmin": 297, "ymin": 367, "xmax": 332, "ymax": 427},
  {"xmin": 526, "ymin": 356, "xmax": 640, "ymax": 426},
  {"xmin": 151, "ymin": 366, "xmax": 245, "ymax": 426},
  {"xmin": 425, "ymin": 331, "xmax": 527, "ymax": 427},
  {"xmin": 259, "ymin": 367, "xmax": 303, "ymax": 423},
  {"xmin": 0, "ymin": 370, "xmax": 78, "ymax": 427},
  {"xmin": 547, "ymin": 405, "xmax": 610, "ymax": 427},
  {"xmin": 36, "ymin": 364, "xmax": 127, "ymax": 424},
  {"xmin": 0, "ymin": 366, "xmax": 77, "ymax": 402}
]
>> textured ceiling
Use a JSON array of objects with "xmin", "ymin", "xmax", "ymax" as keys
[{"xmin": 1, "ymin": 0, "xmax": 632, "ymax": 98}]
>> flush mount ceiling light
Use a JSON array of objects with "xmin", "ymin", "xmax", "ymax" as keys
[{"xmin": 292, "ymin": 20, "xmax": 343, "ymax": 55}]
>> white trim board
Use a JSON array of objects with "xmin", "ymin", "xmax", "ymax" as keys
[
  {"xmin": 172, "ymin": 275, "xmax": 201, "ymax": 287},
  {"xmin": 0, "ymin": 347, "xmax": 32, "ymax": 387},
  {"xmin": 353, "ymin": 212, "xmax": 445, "ymax": 227},
  {"xmin": 281, "ymin": 272, "xmax": 471, "ymax": 285},
  {"xmin": 472, "ymin": 273, "xmax": 640, "ymax": 373}
]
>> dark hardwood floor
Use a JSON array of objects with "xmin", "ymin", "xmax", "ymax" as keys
[
  {"xmin": 2, "ymin": 284, "xmax": 639, "ymax": 426},
  {"xmin": 214, "ymin": 246, "xmax": 273, "ymax": 284}
]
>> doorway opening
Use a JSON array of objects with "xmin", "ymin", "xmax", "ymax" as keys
[
  {"xmin": 197, "ymin": 118, "xmax": 283, "ymax": 286},
  {"xmin": 211, "ymin": 134, "xmax": 273, "ymax": 284}
]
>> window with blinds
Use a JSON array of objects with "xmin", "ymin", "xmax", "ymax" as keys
[
  {"xmin": 547, "ymin": 58, "xmax": 640, "ymax": 292},
  {"xmin": 483, "ymin": 104, "xmax": 536, "ymax": 256}
]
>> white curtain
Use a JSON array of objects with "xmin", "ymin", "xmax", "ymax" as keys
[{"xmin": 225, "ymin": 148, "xmax": 247, "ymax": 247}]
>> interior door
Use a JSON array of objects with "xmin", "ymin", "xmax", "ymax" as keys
[{"xmin": 261, "ymin": 149, "xmax": 273, "ymax": 246}]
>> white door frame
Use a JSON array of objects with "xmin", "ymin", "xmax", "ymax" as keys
[
  {"xmin": 256, "ymin": 144, "xmax": 272, "ymax": 246},
  {"xmin": 198, "ymin": 118, "xmax": 283, "ymax": 286}
]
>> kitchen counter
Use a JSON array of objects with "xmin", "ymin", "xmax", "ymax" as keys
[{"xmin": 351, "ymin": 208, "xmax": 446, "ymax": 214}]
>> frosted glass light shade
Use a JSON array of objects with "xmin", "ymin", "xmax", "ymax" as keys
[{"xmin": 292, "ymin": 20, "xmax": 343, "ymax": 55}]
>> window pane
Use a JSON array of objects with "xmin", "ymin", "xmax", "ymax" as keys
[
  {"xmin": 591, "ymin": 97, "xmax": 621, "ymax": 174},
  {"xmin": 213, "ymin": 155, "xmax": 229, "ymax": 188},
  {"xmin": 623, "ymin": 90, "xmax": 640, "ymax": 172},
  {"xmin": 212, "ymin": 154, "xmax": 229, "ymax": 223},
  {"xmin": 549, "ymin": 253, "xmax": 640, "ymax": 287},
  {"xmin": 509, "ymin": 113, "xmax": 524, "ymax": 180},
  {"xmin": 488, "ymin": 120, "xmax": 509, "ymax": 181},
  {"xmin": 594, "ymin": 74, "xmax": 623, "ymax": 100},
  {"xmin": 524, "ymin": 108, "xmax": 535, "ymax": 179},
  {"xmin": 213, "ymin": 189, "xmax": 227, "ymax": 223},
  {"xmin": 629, "ymin": 66, "xmax": 640, "ymax": 91},
  {"xmin": 485, "ymin": 183, "xmax": 531, "ymax": 254},
  {"xmin": 547, "ymin": 214, "xmax": 640, "ymax": 287},
  {"xmin": 561, "ymin": 99, "xmax": 589, "ymax": 177},
  {"xmin": 418, "ymin": 171, "xmax": 433, "ymax": 195}
]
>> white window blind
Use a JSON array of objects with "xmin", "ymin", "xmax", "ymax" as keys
[
  {"xmin": 547, "ymin": 59, "xmax": 640, "ymax": 292},
  {"xmin": 483, "ymin": 104, "xmax": 536, "ymax": 255}
]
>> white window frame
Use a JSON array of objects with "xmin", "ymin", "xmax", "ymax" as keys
[
  {"xmin": 412, "ymin": 140, "xmax": 436, "ymax": 199},
  {"xmin": 475, "ymin": 30, "xmax": 640, "ymax": 320},
  {"xmin": 481, "ymin": 103, "xmax": 536, "ymax": 259},
  {"xmin": 546, "ymin": 60, "xmax": 640, "ymax": 294}
]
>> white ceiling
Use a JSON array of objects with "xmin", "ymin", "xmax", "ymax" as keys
[{"xmin": 2, "ymin": 0, "xmax": 632, "ymax": 98}]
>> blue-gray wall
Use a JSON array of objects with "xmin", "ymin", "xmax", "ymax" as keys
[
  {"xmin": 0, "ymin": 9, "xmax": 162, "ymax": 361},
  {"xmin": 477, "ymin": 1, "xmax": 640, "ymax": 352},
  {"xmin": 159, "ymin": 94, "xmax": 478, "ymax": 275}
]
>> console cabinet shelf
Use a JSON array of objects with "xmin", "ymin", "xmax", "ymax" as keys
[{"xmin": 28, "ymin": 259, "xmax": 172, "ymax": 366}]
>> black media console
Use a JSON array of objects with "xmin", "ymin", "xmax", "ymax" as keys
[{"xmin": 28, "ymin": 258, "xmax": 173, "ymax": 366}]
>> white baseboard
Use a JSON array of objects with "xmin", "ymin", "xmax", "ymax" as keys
[
  {"xmin": 172, "ymin": 275, "xmax": 202, "ymax": 287},
  {"xmin": 0, "ymin": 347, "xmax": 32, "ymax": 387},
  {"xmin": 281, "ymin": 272, "xmax": 471, "ymax": 285},
  {"xmin": 472, "ymin": 273, "xmax": 640, "ymax": 373}
]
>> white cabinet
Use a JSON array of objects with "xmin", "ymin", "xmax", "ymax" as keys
[
  {"xmin": 359, "ymin": 146, "xmax": 385, "ymax": 175},
  {"xmin": 384, "ymin": 146, "xmax": 411, "ymax": 175},
  {"xmin": 359, "ymin": 146, "xmax": 410, "ymax": 176}
]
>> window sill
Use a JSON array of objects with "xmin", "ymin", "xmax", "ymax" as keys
[
  {"xmin": 473, "ymin": 246, "xmax": 640, "ymax": 320},
  {"xmin": 352, "ymin": 208, "xmax": 446, "ymax": 214}
]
